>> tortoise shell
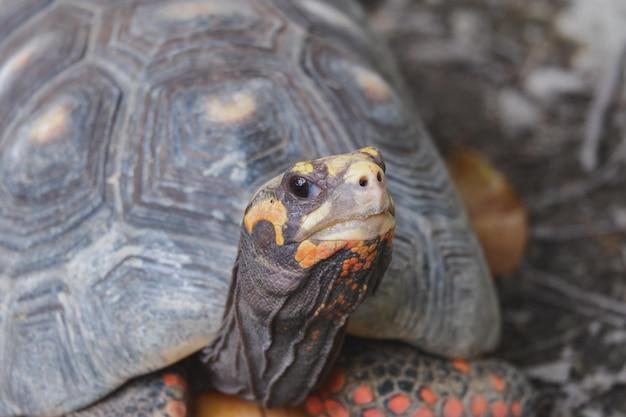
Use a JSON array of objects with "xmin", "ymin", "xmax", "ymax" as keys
[{"xmin": 0, "ymin": 1, "xmax": 498, "ymax": 415}]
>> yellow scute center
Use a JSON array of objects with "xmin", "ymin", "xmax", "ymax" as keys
[{"xmin": 29, "ymin": 104, "xmax": 70, "ymax": 144}]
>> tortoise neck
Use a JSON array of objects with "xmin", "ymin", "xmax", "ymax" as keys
[{"xmin": 202, "ymin": 234, "xmax": 353, "ymax": 407}]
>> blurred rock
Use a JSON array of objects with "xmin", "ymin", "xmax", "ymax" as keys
[
  {"xmin": 497, "ymin": 88, "xmax": 541, "ymax": 136},
  {"xmin": 557, "ymin": 0, "xmax": 626, "ymax": 79},
  {"xmin": 524, "ymin": 67, "xmax": 587, "ymax": 104}
]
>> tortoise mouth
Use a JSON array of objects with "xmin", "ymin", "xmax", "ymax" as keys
[{"xmin": 307, "ymin": 211, "xmax": 395, "ymax": 242}]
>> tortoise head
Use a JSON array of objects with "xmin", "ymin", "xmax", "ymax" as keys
[{"xmin": 204, "ymin": 148, "xmax": 395, "ymax": 406}]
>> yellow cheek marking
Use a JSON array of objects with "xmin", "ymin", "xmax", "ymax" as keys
[
  {"xmin": 295, "ymin": 239, "xmax": 348, "ymax": 269},
  {"xmin": 300, "ymin": 201, "xmax": 332, "ymax": 235},
  {"xmin": 243, "ymin": 198, "xmax": 287, "ymax": 245},
  {"xmin": 206, "ymin": 91, "xmax": 256, "ymax": 125},
  {"xmin": 30, "ymin": 104, "xmax": 70, "ymax": 144},
  {"xmin": 292, "ymin": 161, "xmax": 314, "ymax": 175},
  {"xmin": 359, "ymin": 147, "xmax": 379, "ymax": 158}
]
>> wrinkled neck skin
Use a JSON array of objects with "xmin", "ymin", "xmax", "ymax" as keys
[{"xmin": 203, "ymin": 229, "xmax": 392, "ymax": 407}]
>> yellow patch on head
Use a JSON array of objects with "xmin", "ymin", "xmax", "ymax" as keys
[
  {"xmin": 292, "ymin": 161, "xmax": 314, "ymax": 175},
  {"xmin": 30, "ymin": 104, "xmax": 70, "ymax": 144},
  {"xmin": 325, "ymin": 155, "xmax": 353, "ymax": 177},
  {"xmin": 359, "ymin": 147, "xmax": 379, "ymax": 158},
  {"xmin": 244, "ymin": 198, "xmax": 288, "ymax": 245},
  {"xmin": 354, "ymin": 67, "xmax": 392, "ymax": 102},
  {"xmin": 206, "ymin": 91, "xmax": 256, "ymax": 125},
  {"xmin": 343, "ymin": 160, "xmax": 382, "ymax": 185}
]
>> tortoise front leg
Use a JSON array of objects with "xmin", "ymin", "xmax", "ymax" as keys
[
  {"xmin": 305, "ymin": 339, "xmax": 534, "ymax": 417},
  {"xmin": 67, "ymin": 371, "xmax": 189, "ymax": 417}
]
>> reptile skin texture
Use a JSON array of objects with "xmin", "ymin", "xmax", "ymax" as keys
[{"xmin": 305, "ymin": 339, "xmax": 534, "ymax": 417}]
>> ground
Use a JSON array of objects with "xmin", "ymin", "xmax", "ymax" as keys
[{"xmin": 364, "ymin": 1, "xmax": 626, "ymax": 416}]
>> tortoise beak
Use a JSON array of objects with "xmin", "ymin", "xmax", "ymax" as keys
[{"xmin": 294, "ymin": 157, "xmax": 395, "ymax": 242}]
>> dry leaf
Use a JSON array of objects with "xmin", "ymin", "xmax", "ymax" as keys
[
  {"xmin": 447, "ymin": 148, "xmax": 528, "ymax": 276},
  {"xmin": 195, "ymin": 391, "xmax": 308, "ymax": 417}
]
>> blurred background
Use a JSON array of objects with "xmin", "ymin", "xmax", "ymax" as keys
[{"xmin": 362, "ymin": 1, "xmax": 626, "ymax": 415}]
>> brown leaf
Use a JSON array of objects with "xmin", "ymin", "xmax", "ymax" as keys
[
  {"xmin": 447, "ymin": 148, "xmax": 528, "ymax": 276},
  {"xmin": 195, "ymin": 391, "xmax": 308, "ymax": 417}
]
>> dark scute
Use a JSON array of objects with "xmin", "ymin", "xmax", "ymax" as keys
[{"xmin": 377, "ymin": 379, "xmax": 394, "ymax": 396}]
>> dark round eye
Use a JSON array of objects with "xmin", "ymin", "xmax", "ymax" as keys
[{"xmin": 289, "ymin": 176, "xmax": 311, "ymax": 198}]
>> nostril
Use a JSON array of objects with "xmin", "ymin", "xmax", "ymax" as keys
[
  {"xmin": 377, "ymin": 172, "xmax": 382, "ymax": 182},
  {"xmin": 359, "ymin": 176, "xmax": 368, "ymax": 187}
]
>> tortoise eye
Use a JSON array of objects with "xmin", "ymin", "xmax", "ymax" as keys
[{"xmin": 288, "ymin": 176, "xmax": 319, "ymax": 199}]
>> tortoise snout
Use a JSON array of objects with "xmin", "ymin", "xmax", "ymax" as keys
[
  {"xmin": 357, "ymin": 164, "xmax": 384, "ymax": 189},
  {"xmin": 345, "ymin": 161, "xmax": 392, "ymax": 215}
]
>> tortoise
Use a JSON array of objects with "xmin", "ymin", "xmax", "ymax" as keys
[{"xmin": 0, "ymin": 0, "xmax": 534, "ymax": 416}]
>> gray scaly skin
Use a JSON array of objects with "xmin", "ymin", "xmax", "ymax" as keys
[
  {"xmin": 0, "ymin": 0, "xmax": 512, "ymax": 416},
  {"xmin": 204, "ymin": 150, "xmax": 394, "ymax": 407}
]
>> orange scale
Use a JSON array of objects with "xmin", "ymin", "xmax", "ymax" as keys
[
  {"xmin": 511, "ymin": 401, "xmax": 523, "ymax": 417},
  {"xmin": 413, "ymin": 407, "xmax": 434, "ymax": 417},
  {"xmin": 451, "ymin": 359, "xmax": 470, "ymax": 374},
  {"xmin": 489, "ymin": 374, "xmax": 506, "ymax": 393},
  {"xmin": 324, "ymin": 399, "xmax": 349, "ymax": 417},
  {"xmin": 491, "ymin": 400, "xmax": 508, "ymax": 417},
  {"xmin": 305, "ymin": 396, "xmax": 324, "ymax": 415},
  {"xmin": 470, "ymin": 395, "xmax": 488, "ymax": 417},
  {"xmin": 166, "ymin": 400, "xmax": 187, "ymax": 417},
  {"xmin": 163, "ymin": 374, "xmax": 186, "ymax": 388},
  {"xmin": 363, "ymin": 408, "xmax": 386, "ymax": 417},
  {"xmin": 387, "ymin": 394, "xmax": 412, "ymax": 415},
  {"xmin": 352, "ymin": 385, "xmax": 374, "ymax": 405},
  {"xmin": 419, "ymin": 387, "xmax": 438, "ymax": 405},
  {"xmin": 443, "ymin": 397, "xmax": 464, "ymax": 417}
]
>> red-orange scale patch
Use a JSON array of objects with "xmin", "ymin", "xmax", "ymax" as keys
[
  {"xmin": 443, "ymin": 397, "xmax": 464, "ymax": 417},
  {"xmin": 324, "ymin": 399, "xmax": 349, "ymax": 417},
  {"xmin": 326, "ymin": 369, "xmax": 346, "ymax": 393},
  {"xmin": 296, "ymin": 240, "xmax": 349, "ymax": 269},
  {"xmin": 387, "ymin": 394, "xmax": 412, "ymax": 415},
  {"xmin": 451, "ymin": 359, "xmax": 471, "ymax": 374},
  {"xmin": 352, "ymin": 385, "xmax": 374, "ymax": 405},
  {"xmin": 166, "ymin": 400, "xmax": 187, "ymax": 417},
  {"xmin": 511, "ymin": 401, "xmax": 523, "ymax": 417},
  {"xmin": 489, "ymin": 374, "xmax": 507, "ymax": 392},
  {"xmin": 305, "ymin": 395, "xmax": 324, "ymax": 416},
  {"xmin": 419, "ymin": 387, "xmax": 438, "ymax": 405},
  {"xmin": 413, "ymin": 407, "xmax": 434, "ymax": 417},
  {"xmin": 491, "ymin": 400, "xmax": 508, "ymax": 417},
  {"xmin": 163, "ymin": 374, "xmax": 186, "ymax": 389},
  {"xmin": 362, "ymin": 408, "xmax": 385, "ymax": 417},
  {"xmin": 470, "ymin": 395, "xmax": 488, "ymax": 417}
]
